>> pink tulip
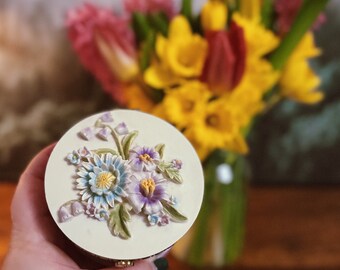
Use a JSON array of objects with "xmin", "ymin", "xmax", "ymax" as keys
[
  {"xmin": 67, "ymin": 4, "xmax": 138, "ymax": 105},
  {"xmin": 124, "ymin": 0, "xmax": 176, "ymax": 18},
  {"xmin": 201, "ymin": 22, "xmax": 246, "ymax": 95}
]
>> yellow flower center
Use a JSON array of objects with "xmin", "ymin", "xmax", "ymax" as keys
[
  {"xmin": 183, "ymin": 100, "xmax": 194, "ymax": 112},
  {"xmin": 206, "ymin": 114, "xmax": 219, "ymax": 127},
  {"xmin": 96, "ymin": 172, "xmax": 116, "ymax": 189},
  {"xmin": 140, "ymin": 178, "xmax": 156, "ymax": 197},
  {"xmin": 139, "ymin": 153, "xmax": 152, "ymax": 162}
]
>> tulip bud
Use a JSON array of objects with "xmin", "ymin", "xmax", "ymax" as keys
[
  {"xmin": 96, "ymin": 35, "xmax": 139, "ymax": 82},
  {"xmin": 201, "ymin": 22, "xmax": 246, "ymax": 94},
  {"xmin": 201, "ymin": 0, "xmax": 227, "ymax": 31}
]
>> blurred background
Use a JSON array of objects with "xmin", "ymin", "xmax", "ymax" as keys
[{"xmin": 0, "ymin": 0, "xmax": 339, "ymax": 184}]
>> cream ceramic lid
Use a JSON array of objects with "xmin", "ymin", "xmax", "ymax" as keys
[{"xmin": 45, "ymin": 109, "xmax": 204, "ymax": 260}]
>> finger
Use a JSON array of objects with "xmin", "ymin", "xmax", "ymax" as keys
[{"xmin": 11, "ymin": 144, "xmax": 57, "ymax": 241}]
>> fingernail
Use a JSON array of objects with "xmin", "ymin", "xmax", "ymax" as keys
[{"xmin": 153, "ymin": 258, "xmax": 168, "ymax": 270}]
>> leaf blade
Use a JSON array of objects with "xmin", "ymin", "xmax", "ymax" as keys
[
  {"xmin": 122, "ymin": 131, "xmax": 139, "ymax": 160},
  {"xmin": 108, "ymin": 204, "xmax": 131, "ymax": 239},
  {"xmin": 161, "ymin": 200, "xmax": 187, "ymax": 222}
]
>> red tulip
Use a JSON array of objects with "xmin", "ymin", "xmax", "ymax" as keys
[
  {"xmin": 67, "ymin": 4, "xmax": 137, "ymax": 105},
  {"xmin": 201, "ymin": 22, "xmax": 246, "ymax": 95}
]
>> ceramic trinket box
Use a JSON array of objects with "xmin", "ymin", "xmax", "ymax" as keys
[{"xmin": 45, "ymin": 110, "xmax": 204, "ymax": 267}]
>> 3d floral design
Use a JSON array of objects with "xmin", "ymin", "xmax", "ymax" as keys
[
  {"xmin": 129, "ymin": 146, "xmax": 160, "ymax": 171},
  {"xmin": 128, "ymin": 171, "xmax": 166, "ymax": 214},
  {"xmin": 76, "ymin": 153, "xmax": 130, "ymax": 208},
  {"xmin": 59, "ymin": 112, "xmax": 187, "ymax": 239}
]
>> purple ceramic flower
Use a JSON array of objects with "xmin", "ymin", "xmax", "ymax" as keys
[
  {"xmin": 79, "ymin": 127, "xmax": 94, "ymax": 141},
  {"xmin": 171, "ymin": 159, "xmax": 183, "ymax": 170},
  {"xmin": 115, "ymin": 122, "xmax": 129, "ymax": 135},
  {"xmin": 129, "ymin": 146, "xmax": 160, "ymax": 171},
  {"xmin": 85, "ymin": 203, "xmax": 97, "ymax": 217},
  {"xmin": 78, "ymin": 146, "xmax": 91, "ymax": 158},
  {"xmin": 97, "ymin": 127, "xmax": 110, "ymax": 141},
  {"xmin": 159, "ymin": 214, "xmax": 170, "ymax": 226},
  {"xmin": 71, "ymin": 201, "xmax": 84, "ymax": 216},
  {"xmin": 100, "ymin": 112, "xmax": 114, "ymax": 123},
  {"xmin": 128, "ymin": 172, "xmax": 167, "ymax": 215},
  {"xmin": 58, "ymin": 206, "xmax": 73, "ymax": 222}
]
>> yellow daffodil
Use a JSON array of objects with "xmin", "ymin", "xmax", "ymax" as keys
[
  {"xmin": 233, "ymin": 13, "xmax": 279, "ymax": 58},
  {"xmin": 156, "ymin": 81, "xmax": 212, "ymax": 129},
  {"xmin": 185, "ymin": 99, "xmax": 240, "ymax": 149},
  {"xmin": 144, "ymin": 15, "xmax": 208, "ymax": 89},
  {"xmin": 279, "ymin": 32, "xmax": 323, "ymax": 104},
  {"xmin": 125, "ymin": 84, "xmax": 155, "ymax": 113},
  {"xmin": 239, "ymin": 0, "xmax": 262, "ymax": 23},
  {"xmin": 201, "ymin": 0, "xmax": 228, "ymax": 31}
]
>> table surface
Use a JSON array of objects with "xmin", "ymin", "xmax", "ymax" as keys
[{"xmin": 1, "ymin": 182, "xmax": 340, "ymax": 269}]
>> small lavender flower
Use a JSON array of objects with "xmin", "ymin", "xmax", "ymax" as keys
[
  {"xmin": 95, "ymin": 208, "xmax": 110, "ymax": 221},
  {"xmin": 79, "ymin": 127, "xmax": 94, "ymax": 141},
  {"xmin": 85, "ymin": 203, "xmax": 97, "ymax": 217},
  {"xmin": 171, "ymin": 159, "xmax": 183, "ymax": 170},
  {"xmin": 97, "ymin": 127, "xmax": 110, "ymax": 141},
  {"xmin": 100, "ymin": 112, "xmax": 114, "ymax": 122},
  {"xmin": 66, "ymin": 151, "xmax": 81, "ymax": 165},
  {"xmin": 58, "ymin": 206, "xmax": 73, "ymax": 222},
  {"xmin": 115, "ymin": 122, "xmax": 129, "ymax": 135},
  {"xmin": 148, "ymin": 214, "xmax": 160, "ymax": 226},
  {"xmin": 71, "ymin": 201, "xmax": 84, "ymax": 216},
  {"xmin": 129, "ymin": 146, "xmax": 160, "ymax": 172},
  {"xmin": 159, "ymin": 214, "xmax": 170, "ymax": 226},
  {"xmin": 78, "ymin": 146, "xmax": 91, "ymax": 158}
]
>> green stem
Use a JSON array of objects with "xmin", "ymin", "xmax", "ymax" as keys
[
  {"xmin": 132, "ymin": 12, "xmax": 151, "ymax": 43},
  {"xmin": 105, "ymin": 125, "xmax": 125, "ymax": 159},
  {"xmin": 269, "ymin": 0, "xmax": 329, "ymax": 70},
  {"xmin": 181, "ymin": 0, "xmax": 192, "ymax": 21},
  {"xmin": 261, "ymin": 0, "xmax": 274, "ymax": 28}
]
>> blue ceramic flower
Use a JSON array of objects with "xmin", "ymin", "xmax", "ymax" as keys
[
  {"xmin": 76, "ymin": 153, "xmax": 130, "ymax": 209},
  {"xmin": 129, "ymin": 146, "xmax": 160, "ymax": 172},
  {"xmin": 128, "ymin": 172, "xmax": 167, "ymax": 215}
]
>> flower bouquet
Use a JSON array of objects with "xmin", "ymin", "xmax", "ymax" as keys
[{"xmin": 66, "ymin": 0, "xmax": 329, "ymax": 267}]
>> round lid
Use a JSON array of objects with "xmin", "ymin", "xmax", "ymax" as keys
[{"xmin": 45, "ymin": 109, "xmax": 204, "ymax": 260}]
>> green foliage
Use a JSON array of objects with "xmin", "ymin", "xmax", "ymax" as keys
[
  {"xmin": 122, "ymin": 131, "xmax": 138, "ymax": 159},
  {"xmin": 154, "ymin": 143, "xmax": 165, "ymax": 158},
  {"xmin": 161, "ymin": 200, "xmax": 187, "ymax": 222},
  {"xmin": 157, "ymin": 161, "xmax": 183, "ymax": 184},
  {"xmin": 108, "ymin": 203, "xmax": 132, "ymax": 239}
]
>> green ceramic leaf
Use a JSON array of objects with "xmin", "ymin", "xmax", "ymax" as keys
[
  {"xmin": 154, "ymin": 144, "xmax": 165, "ymax": 158},
  {"xmin": 157, "ymin": 161, "xmax": 183, "ymax": 184},
  {"xmin": 161, "ymin": 200, "xmax": 187, "ymax": 222},
  {"xmin": 108, "ymin": 203, "xmax": 132, "ymax": 239},
  {"xmin": 122, "ymin": 131, "xmax": 138, "ymax": 159},
  {"xmin": 93, "ymin": 148, "xmax": 119, "ymax": 156}
]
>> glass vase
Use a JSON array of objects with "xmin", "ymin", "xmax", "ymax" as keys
[{"xmin": 171, "ymin": 150, "xmax": 248, "ymax": 268}]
